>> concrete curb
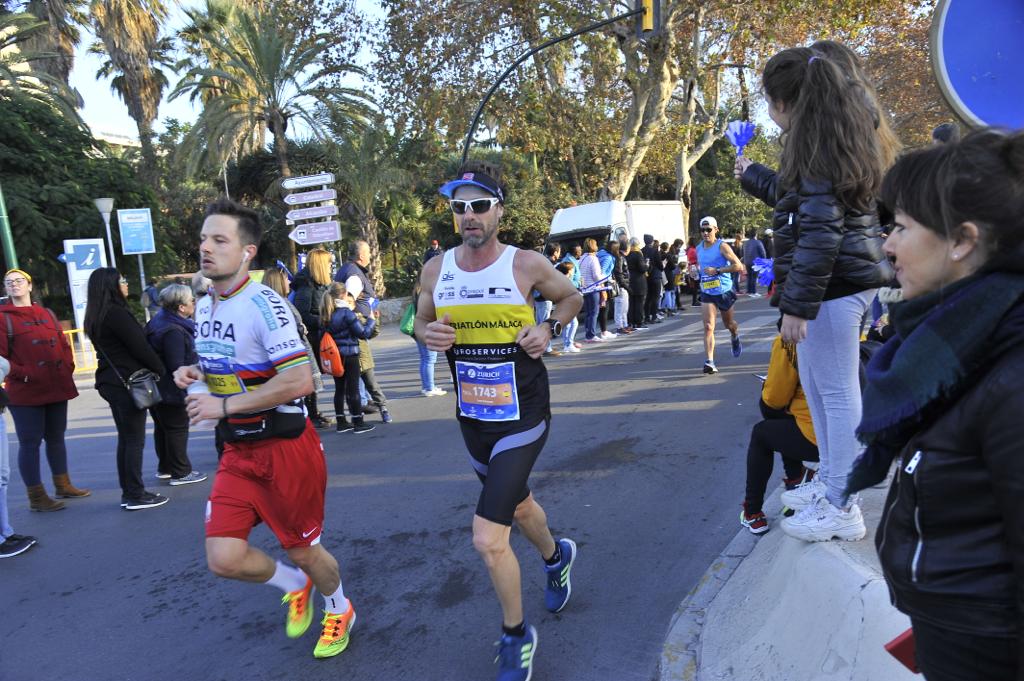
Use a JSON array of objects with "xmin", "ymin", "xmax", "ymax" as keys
[
  {"xmin": 659, "ymin": 493, "xmax": 772, "ymax": 681},
  {"xmin": 659, "ymin": 483, "xmax": 914, "ymax": 681}
]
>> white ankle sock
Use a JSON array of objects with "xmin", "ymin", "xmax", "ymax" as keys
[
  {"xmin": 266, "ymin": 561, "xmax": 307, "ymax": 593},
  {"xmin": 323, "ymin": 584, "xmax": 349, "ymax": 614}
]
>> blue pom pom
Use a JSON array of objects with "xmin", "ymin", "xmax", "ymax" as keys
[
  {"xmin": 726, "ymin": 120, "xmax": 756, "ymax": 156},
  {"xmin": 752, "ymin": 257, "xmax": 774, "ymax": 287}
]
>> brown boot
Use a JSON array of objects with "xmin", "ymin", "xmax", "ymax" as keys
[
  {"xmin": 27, "ymin": 484, "xmax": 66, "ymax": 512},
  {"xmin": 53, "ymin": 473, "xmax": 91, "ymax": 498}
]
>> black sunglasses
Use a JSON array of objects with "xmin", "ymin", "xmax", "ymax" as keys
[
  {"xmin": 700, "ymin": 227, "xmax": 714, "ymax": 233},
  {"xmin": 450, "ymin": 198, "xmax": 500, "ymax": 215}
]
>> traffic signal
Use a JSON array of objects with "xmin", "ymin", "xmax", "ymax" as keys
[{"xmin": 636, "ymin": 0, "xmax": 660, "ymax": 36}]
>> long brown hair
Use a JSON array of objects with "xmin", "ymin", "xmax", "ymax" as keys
[
  {"xmin": 810, "ymin": 40, "xmax": 901, "ymax": 169},
  {"xmin": 319, "ymin": 281, "xmax": 347, "ymax": 327},
  {"xmin": 763, "ymin": 46, "xmax": 886, "ymax": 212}
]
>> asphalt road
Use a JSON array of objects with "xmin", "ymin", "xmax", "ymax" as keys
[{"xmin": 1, "ymin": 296, "xmax": 780, "ymax": 681}]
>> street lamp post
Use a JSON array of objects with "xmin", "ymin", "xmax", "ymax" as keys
[
  {"xmin": 0, "ymin": 181, "xmax": 18, "ymax": 270},
  {"xmin": 94, "ymin": 197, "xmax": 116, "ymax": 268}
]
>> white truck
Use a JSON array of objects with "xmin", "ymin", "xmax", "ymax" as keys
[{"xmin": 548, "ymin": 200, "xmax": 687, "ymax": 249}]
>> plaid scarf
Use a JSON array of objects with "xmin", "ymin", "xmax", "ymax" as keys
[{"xmin": 846, "ymin": 270, "xmax": 1024, "ymax": 498}]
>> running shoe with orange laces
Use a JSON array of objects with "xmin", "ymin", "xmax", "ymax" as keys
[
  {"xmin": 283, "ymin": 577, "xmax": 315, "ymax": 639},
  {"xmin": 313, "ymin": 602, "xmax": 356, "ymax": 659}
]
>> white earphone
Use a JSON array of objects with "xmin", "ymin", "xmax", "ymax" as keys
[{"xmin": 241, "ymin": 252, "xmax": 249, "ymax": 263}]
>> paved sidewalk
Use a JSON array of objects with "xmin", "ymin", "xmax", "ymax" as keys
[{"xmin": 661, "ymin": 481, "xmax": 917, "ymax": 681}]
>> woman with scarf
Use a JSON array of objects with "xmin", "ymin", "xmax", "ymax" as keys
[
  {"xmin": 144, "ymin": 284, "xmax": 206, "ymax": 486},
  {"xmin": 847, "ymin": 129, "xmax": 1024, "ymax": 681}
]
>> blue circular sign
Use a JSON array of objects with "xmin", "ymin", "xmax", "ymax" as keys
[{"xmin": 931, "ymin": 0, "xmax": 1024, "ymax": 129}]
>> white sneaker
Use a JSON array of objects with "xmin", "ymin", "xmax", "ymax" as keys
[
  {"xmin": 421, "ymin": 388, "xmax": 447, "ymax": 396},
  {"xmin": 601, "ymin": 331, "xmax": 615, "ymax": 340},
  {"xmin": 564, "ymin": 345, "xmax": 581, "ymax": 353},
  {"xmin": 780, "ymin": 495, "xmax": 866, "ymax": 542},
  {"xmin": 779, "ymin": 477, "xmax": 826, "ymax": 511}
]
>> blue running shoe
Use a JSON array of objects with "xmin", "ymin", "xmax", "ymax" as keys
[
  {"xmin": 495, "ymin": 625, "xmax": 537, "ymax": 681},
  {"xmin": 543, "ymin": 538, "xmax": 577, "ymax": 613},
  {"xmin": 731, "ymin": 334, "xmax": 743, "ymax": 358}
]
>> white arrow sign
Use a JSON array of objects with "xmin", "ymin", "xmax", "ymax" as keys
[
  {"xmin": 286, "ymin": 204, "xmax": 339, "ymax": 221},
  {"xmin": 288, "ymin": 220, "xmax": 342, "ymax": 245},
  {"xmin": 283, "ymin": 188, "xmax": 337, "ymax": 206},
  {"xmin": 281, "ymin": 172, "xmax": 335, "ymax": 190}
]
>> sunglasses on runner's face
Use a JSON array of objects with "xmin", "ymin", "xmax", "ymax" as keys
[
  {"xmin": 450, "ymin": 197, "xmax": 501, "ymax": 215},
  {"xmin": 700, "ymin": 227, "xmax": 714, "ymax": 233}
]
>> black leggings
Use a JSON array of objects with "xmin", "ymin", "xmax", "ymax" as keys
[
  {"xmin": 332, "ymin": 354, "xmax": 362, "ymax": 419},
  {"xmin": 911, "ymin": 618, "xmax": 1019, "ymax": 681},
  {"xmin": 744, "ymin": 416, "xmax": 819, "ymax": 514},
  {"xmin": 628, "ymin": 290, "xmax": 646, "ymax": 327}
]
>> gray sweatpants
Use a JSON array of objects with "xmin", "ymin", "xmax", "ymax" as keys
[{"xmin": 798, "ymin": 290, "xmax": 875, "ymax": 508}]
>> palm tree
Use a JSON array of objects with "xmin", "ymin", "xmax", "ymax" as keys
[
  {"xmin": 89, "ymin": 0, "xmax": 169, "ymax": 183},
  {"xmin": 328, "ymin": 124, "xmax": 408, "ymax": 297},
  {"xmin": 379, "ymin": 190, "xmax": 427, "ymax": 272},
  {"xmin": 21, "ymin": 0, "xmax": 86, "ymax": 91},
  {"xmin": 0, "ymin": 11, "xmax": 81, "ymax": 121},
  {"xmin": 171, "ymin": 4, "xmax": 371, "ymax": 267}
]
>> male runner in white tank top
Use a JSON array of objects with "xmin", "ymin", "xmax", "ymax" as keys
[{"xmin": 416, "ymin": 164, "xmax": 582, "ymax": 681}]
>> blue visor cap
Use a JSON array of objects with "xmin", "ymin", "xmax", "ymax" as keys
[{"xmin": 439, "ymin": 171, "xmax": 505, "ymax": 203}]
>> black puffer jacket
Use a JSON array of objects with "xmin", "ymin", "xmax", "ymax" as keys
[
  {"xmin": 740, "ymin": 163, "xmax": 893, "ymax": 319},
  {"xmin": 875, "ymin": 300, "xmax": 1024, "ymax": 641},
  {"xmin": 290, "ymin": 268, "xmax": 328, "ymax": 340}
]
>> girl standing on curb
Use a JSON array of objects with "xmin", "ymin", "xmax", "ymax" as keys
[{"xmin": 735, "ymin": 45, "xmax": 895, "ymax": 541}]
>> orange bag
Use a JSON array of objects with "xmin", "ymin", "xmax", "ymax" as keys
[{"xmin": 319, "ymin": 332, "xmax": 345, "ymax": 377}]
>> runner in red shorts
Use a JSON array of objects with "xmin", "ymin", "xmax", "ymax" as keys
[{"xmin": 174, "ymin": 198, "xmax": 355, "ymax": 659}]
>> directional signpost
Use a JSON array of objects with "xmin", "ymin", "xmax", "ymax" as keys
[
  {"xmin": 117, "ymin": 208, "xmax": 157, "ymax": 319},
  {"xmin": 281, "ymin": 172, "xmax": 341, "ymax": 250},
  {"xmin": 282, "ymin": 172, "xmax": 335, "ymax": 191},
  {"xmin": 931, "ymin": 0, "xmax": 1024, "ymax": 129},
  {"xmin": 288, "ymin": 221, "xmax": 342, "ymax": 246},
  {"xmin": 286, "ymin": 204, "xmax": 339, "ymax": 222},
  {"xmin": 283, "ymin": 188, "xmax": 337, "ymax": 206}
]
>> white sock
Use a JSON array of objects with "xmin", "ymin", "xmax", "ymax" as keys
[
  {"xmin": 323, "ymin": 584, "xmax": 349, "ymax": 614},
  {"xmin": 265, "ymin": 561, "xmax": 307, "ymax": 593}
]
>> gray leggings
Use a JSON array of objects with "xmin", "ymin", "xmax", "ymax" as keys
[{"xmin": 798, "ymin": 290, "xmax": 875, "ymax": 508}]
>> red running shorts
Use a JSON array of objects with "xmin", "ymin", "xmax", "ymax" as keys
[{"xmin": 205, "ymin": 421, "xmax": 327, "ymax": 549}]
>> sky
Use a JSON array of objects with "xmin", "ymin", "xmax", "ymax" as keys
[
  {"xmin": 69, "ymin": 1, "xmax": 379, "ymax": 141},
  {"xmin": 70, "ymin": 4, "xmax": 197, "ymax": 139}
]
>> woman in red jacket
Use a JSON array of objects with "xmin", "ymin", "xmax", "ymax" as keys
[{"xmin": 0, "ymin": 269, "xmax": 88, "ymax": 512}]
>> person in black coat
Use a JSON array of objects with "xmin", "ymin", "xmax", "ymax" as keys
[
  {"xmin": 641, "ymin": 235, "xmax": 665, "ymax": 323},
  {"xmin": 144, "ymin": 284, "xmax": 206, "ymax": 486},
  {"xmin": 625, "ymin": 237, "xmax": 648, "ymax": 329},
  {"xmin": 290, "ymin": 248, "xmax": 333, "ymax": 429},
  {"xmin": 848, "ymin": 129, "xmax": 1024, "ymax": 681},
  {"xmin": 84, "ymin": 268, "xmax": 168, "ymax": 510}
]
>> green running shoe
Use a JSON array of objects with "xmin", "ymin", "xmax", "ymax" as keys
[
  {"xmin": 313, "ymin": 603, "xmax": 356, "ymax": 659},
  {"xmin": 283, "ymin": 577, "xmax": 314, "ymax": 639}
]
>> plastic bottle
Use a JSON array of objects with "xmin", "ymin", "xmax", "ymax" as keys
[{"xmin": 186, "ymin": 380, "xmax": 219, "ymax": 431}]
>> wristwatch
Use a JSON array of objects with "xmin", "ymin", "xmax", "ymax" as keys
[{"xmin": 544, "ymin": 318, "xmax": 563, "ymax": 336}]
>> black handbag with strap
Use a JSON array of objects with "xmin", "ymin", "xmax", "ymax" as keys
[{"xmin": 96, "ymin": 345, "xmax": 162, "ymax": 409}]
